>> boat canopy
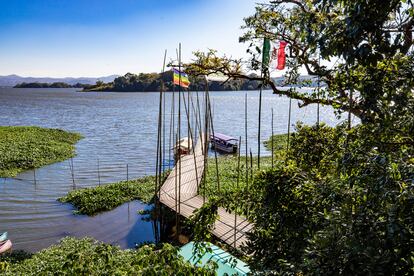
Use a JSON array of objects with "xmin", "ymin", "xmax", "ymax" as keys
[
  {"xmin": 211, "ymin": 133, "xmax": 237, "ymax": 142},
  {"xmin": 179, "ymin": 242, "xmax": 250, "ymax": 276}
]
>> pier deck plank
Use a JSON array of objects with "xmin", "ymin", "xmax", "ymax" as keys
[{"xmin": 159, "ymin": 139, "xmax": 252, "ymax": 250}]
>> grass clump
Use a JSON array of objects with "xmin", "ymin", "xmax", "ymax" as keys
[
  {"xmin": 0, "ymin": 126, "xmax": 82, "ymax": 177},
  {"xmin": 263, "ymin": 133, "xmax": 288, "ymax": 153},
  {"xmin": 201, "ymin": 134, "xmax": 288, "ymax": 214},
  {"xmin": 0, "ymin": 237, "xmax": 215, "ymax": 275},
  {"xmin": 59, "ymin": 176, "xmax": 156, "ymax": 216}
]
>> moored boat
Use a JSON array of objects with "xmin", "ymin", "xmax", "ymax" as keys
[
  {"xmin": 0, "ymin": 240, "xmax": 12, "ymax": 254},
  {"xmin": 173, "ymin": 137, "xmax": 193, "ymax": 157},
  {"xmin": 0, "ymin": 232, "xmax": 7, "ymax": 243},
  {"xmin": 210, "ymin": 133, "xmax": 238, "ymax": 153},
  {"xmin": 179, "ymin": 241, "xmax": 250, "ymax": 275}
]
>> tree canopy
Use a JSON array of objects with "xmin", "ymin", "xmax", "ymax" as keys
[{"xmin": 188, "ymin": 1, "xmax": 414, "ymax": 274}]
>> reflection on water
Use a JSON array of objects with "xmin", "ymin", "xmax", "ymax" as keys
[{"xmin": 0, "ymin": 88, "xmax": 351, "ymax": 252}]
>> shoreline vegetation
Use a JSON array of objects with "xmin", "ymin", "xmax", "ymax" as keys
[
  {"xmin": 58, "ymin": 176, "xmax": 156, "ymax": 216},
  {"xmin": 82, "ymin": 72, "xmax": 266, "ymax": 92},
  {"xmin": 0, "ymin": 126, "xmax": 82, "ymax": 178},
  {"xmin": 0, "ymin": 237, "xmax": 214, "ymax": 275},
  {"xmin": 12, "ymin": 73, "xmax": 319, "ymax": 92},
  {"xmin": 14, "ymin": 82, "xmax": 92, "ymax": 89},
  {"xmin": 59, "ymin": 134, "xmax": 289, "ymax": 217}
]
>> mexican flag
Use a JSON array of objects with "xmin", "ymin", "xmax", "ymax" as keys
[{"xmin": 262, "ymin": 38, "xmax": 287, "ymax": 71}]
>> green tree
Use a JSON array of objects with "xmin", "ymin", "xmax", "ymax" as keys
[{"xmin": 187, "ymin": 1, "xmax": 414, "ymax": 274}]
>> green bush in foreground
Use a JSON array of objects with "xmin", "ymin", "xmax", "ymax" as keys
[
  {"xmin": 0, "ymin": 237, "xmax": 215, "ymax": 275},
  {"xmin": 0, "ymin": 126, "xmax": 82, "ymax": 177},
  {"xmin": 59, "ymin": 176, "xmax": 155, "ymax": 216}
]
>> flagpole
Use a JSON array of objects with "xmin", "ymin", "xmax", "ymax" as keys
[
  {"xmin": 177, "ymin": 43, "xmax": 182, "ymax": 237},
  {"xmin": 317, "ymin": 51, "xmax": 320, "ymax": 127}
]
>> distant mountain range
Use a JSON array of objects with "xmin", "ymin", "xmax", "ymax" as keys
[{"xmin": 0, "ymin": 74, "xmax": 119, "ymax": 87}]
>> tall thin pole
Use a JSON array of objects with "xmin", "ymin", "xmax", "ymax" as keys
[
  {"xmin": 177, "ymin": 43, "xmax": 182, "ymax": 236},
  {"xmin": 271, "ymin": 108, "xmax": 274, "ymax": 168},
  {"xmin": 258, "ymin": 84, "xmax": 263, "ymax": 169},
  {"xmin": 286, "ymin": 97, "xmax": 292, "ymax": 154},
  {"xmin": 33, "ymin": 168, "xmax": 37, "ymax": 185},
  {"xmin": 196, "ymin": 89, "xmax": 203, "ymax": 149},
  {"xmin": 182, "ymin": 88, "xmax": 199, "ymax": 195},
  {"xmin": 97, "ymin": 158, "xmax": 101, "ymax": 185},
  {"xmin": 317, "ymin": 52, "xmax": 321, "ymax": 127},
  {"xmin": 207, "ymin": 89, "xmax": 220, "ymax": 192},
  {"xmin": 158, "ymin": 50, "xmax": 167, "ymax": 199},
  {"xmin": 126, "ymin": 164, "xmax": 129, "ymax": 181},
  {"xmin": 69, "ymin": 158, "xmax": 75, "ymax": 188},
  {"xmin": 249, "ymin": 149, "xmax": 253, "ymax": 189},
  {"xmin": 203, "ymin": 77, "xmax": 210, "ymax": 205},
  {"xmin": 175, "ymin": 133, "xmax": 179, "ymax": 236},
  {"xmin": 245, "ymin": 93, "xmax": 248, "ymax": 187},
  {"xmin": 234, "ymin": 136, "xmax": 241, "ymax": 248}
]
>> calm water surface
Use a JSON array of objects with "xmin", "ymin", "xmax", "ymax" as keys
[{"xmin": 0, "ymin": 88, "xmax": 352, "ymax": 252}]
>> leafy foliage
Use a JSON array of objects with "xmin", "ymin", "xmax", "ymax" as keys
[
  {"xmin": 83, "ymin": 72, "xmax": 264, "ymax": 92},
  {"xmin": 14, "ymin": 82, "xmax": 90, "ymax": 88},
  {"xmin": 0, "ymin": 237, "xmax": 215, "ymax": 275},
  {"xmin": 0, "ymin": 126, "xmax": 82, "ymax": 177},
  {"xmin": 59, "ymin": 176, "xmax": 156, "ymax": 216},
  {"xmin": 246, "ymin": 122, "xmax": 414, "ymax": 274},
  {"xmin": 289, "ymin": 122, "xmax": 344, "ymax": 176}
]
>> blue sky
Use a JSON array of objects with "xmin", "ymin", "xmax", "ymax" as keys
[{"xmin": 0, "ymin": 0, "xmax": 257, "ymax": 77}]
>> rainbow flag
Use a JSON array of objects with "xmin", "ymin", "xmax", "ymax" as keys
[{"xmin": 173, "ymin": 68, "xmax": 190, "ymax": 88}]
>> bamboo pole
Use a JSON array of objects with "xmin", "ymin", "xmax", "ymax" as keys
[
  {"xmin": 177, "ymin": 43, "xmax": 182, "ymax": 236},
  {"xmin": 33, "ymin": 168, "xmax": 37, "ymax": 185},
  {"xmin": 317, "ymin": 52, "xmax": 321, "ymax": 127},
  {"xmin": 97, "ymin": 158, "xmax": 101, "ymax": 186},
  {"xmin": 126, "ymin": 164, "xmax": 129, "ymax": 181},
  {"xmin": 271, "ymin": 108, "xmax": 274, "ymax": 169},
  {"xmin": 245, "ymin": 93, "xmax": 248, "ymax": 188},
  {"xmin": 234, "ymin": 135, "xmax": 241, "ymax": 248},
  {"xmin": 286, "ymin": 97, "xmax": 292, "ymax": 154},
  {"xmin": 258, "ymin": 86, "xmax": 263, "ymax": 169},
  {"xmin": 206, "ymin": 89, "xmax": 220, "ymax": 192},
  {"xmin": 158, "ymin": 50, "xmax": 167, "ymax": 200},
  {"xmin": 181, "ymin": 88, "xmax": 199, "ymax": 195},
  {"xmin": 196, "ymin": 89, "xmax": 204, "ymax": 151},
  {"xmin": 203, "ymin": 77, "xmax": 210, "ymax": 205},
  {"xmin": 69, "ymin": 158, "xmax": 75, "ymax": 189}
]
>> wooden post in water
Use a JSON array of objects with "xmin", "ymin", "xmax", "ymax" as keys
[
  {"xmin": 97, "ymin": 158, "xmax": 101, "ymax": 186},
  {"xmin": 234, "ymin": 136, "xmax": 241, "ymax": 248},
  {"xmin": 207, "ymin": 90, "xmax": 220, "ymax": 192},
  {"xmin": 271, "ymin": 108, "xmax": 274, "ymax": 169},
  {"xmin": 249, "ymin": 149, "xmax": 253, "ymax": 188},
  {"xmin": 175, "ymin": 132, "xmax": 179, "ymax": 238},
  {"xmin": 158, "ymin": 50, "xmax": 167, "ymax": 200},
  {"xmin": 196, "ymin": 89, "xmax": 203, "ymax": 149},
  {"xmin": 69, "ymin": 158, "xmax": 75, "ymax": 188},
  {"xmin": 203, "ymin": 77, "xmax": 210, "ymax": 205},
  {"xmin": 258, "ymin": 85, "xmax": 263, "ymax": 169},
  {"xmin": 126, "ymin": 164, "xmax": 129, "ymax": 181},
  {"xmin": 245, "ymin": 93, "xmax": 248, "ymax": 188},
  {"xmin": 177, "ymin": 43, "xmax": 183, "ymax": 237},
  {"xmin": 182, "ymin": 86, "xmax": 199, "ymax": 196},
  {"xmin": 33, "ymin": 168, "xmax": 37, "ymax": 185},
  {"xmin": 317, "ymin": 52, "xmax": 321, "ymax": 127},
  {"xmin": 286, "ymin": 98, "xmax": 292, "ymax": 154}
]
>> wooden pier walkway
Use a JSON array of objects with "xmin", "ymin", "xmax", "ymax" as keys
[{"xmin": 159, "ymin": 138, "xmax": 253, "ymax": 249}]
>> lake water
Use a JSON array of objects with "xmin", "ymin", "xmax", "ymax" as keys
[{"xmin": 0, "ymin": 88, "xmax": 352, "ymax": 252}]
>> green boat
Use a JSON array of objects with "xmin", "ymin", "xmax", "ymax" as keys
[
  {"xmin": 179, "ymin": 242, "xmax": 250, "ymax": 276},
  {"xmin": 0, "ymin": 232, "xmax": 7, "ymax": 243}
]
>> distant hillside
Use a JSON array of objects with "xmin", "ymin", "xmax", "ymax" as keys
[
  {"xmin": 14, "ymin": 82, "xmax": 92, "ymax": 89},
  {"xmin": 83, "ymin": 72, "xmax": 321, "ymax": 92},
  {"xmin": 0, "ymin": 74, "xmax": 118, "ymax": 87}
]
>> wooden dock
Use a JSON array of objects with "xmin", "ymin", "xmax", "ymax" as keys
[{"xmin": 159, "ymin": 138, "xmax": 253, "ymax": 249}]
